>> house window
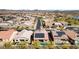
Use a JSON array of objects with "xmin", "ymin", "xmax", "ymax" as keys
[
  {"xmin": 0, "ymin": 38, "xmax": 2, "ymax": 41},
  {"xmin": 26, "ymin": 40, "xmax": 28, "ymax": 41},
  {"xmin": 77, "ymin": 35, "xmax": 79, "ymax": 37},
  {"xmin": 20, "ymin": 39, "xmax": 24, "ymax": 41},
  {"xmin": 39, "ymin": 40, "xmax": 44, "ymax": 42},
  {"xmin": 54, "ymin": 35, "xmax": 58, "ymax": 37},
  {"xmin": 13, "ymin": 40, "xmax": 15, "ymax": 42},
  {"xmin": 16, "ymin": 40, "xmax": 18, "ymax": 41},
  {"xmin": 61, "ymin": 39, "xmax": 65, "ymax": 41}
]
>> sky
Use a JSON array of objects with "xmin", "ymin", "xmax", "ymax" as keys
[{"xmin": 0, "ymin": 0, "xmax": 79, "ymax": 10}]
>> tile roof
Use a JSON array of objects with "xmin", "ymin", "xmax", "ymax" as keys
[
  {"xmin": 64, "ymin": 30, "xmax": 77, "ymax": 40},
  {"xmin": 0, "ymin": 29, "xmax": 16, "ymax": 40}
]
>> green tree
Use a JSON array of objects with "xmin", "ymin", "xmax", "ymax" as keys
[
  {"xmin": 47, "ymin": 41, "xmax": 55, "ymax": 49},
  {"xmin": 32, "ymin": 41, "xmax": 40, "ymax": 49},
  {"xmin": 18, "ymin": 41, "xmax": 28, "ymax": 49},
  {"xmin": 4, "ymin": 41, "xmax": 12, "ymax": 49},
  {"xmin": 61, "ymin": 42, "xmax": 70, "ymax": 49}
]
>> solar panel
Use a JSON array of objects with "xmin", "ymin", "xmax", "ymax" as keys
[
  {"xmin": 56, "ymin": 31, "xmax": 65, "ymax": 37},
  {"xmin": 35, "ymin": 33, "xmax": 44, "ymax": 38}
]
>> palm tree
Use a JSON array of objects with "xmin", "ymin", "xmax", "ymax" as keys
[
  {"xmin": 4, "ymin": 41, "xmax": 12, "ymax": 49},
  {"xmin": 47, "ymin": 41, "xmax": 55, "ymax": 49},
  {"xmin": 61, "ymin": 42, "xmax": 70, "ymax": 49},
  {"xmin": 18, "ymin": 41, "xmax": 28, "ymax": 49},
  {"xmin": 32, "ymin": 40, "xmax": 40, "ymax": 49}
]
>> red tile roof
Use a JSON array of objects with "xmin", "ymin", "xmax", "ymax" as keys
[
  {"xmin": 64, "ymin": 30, "xmax": 77, "ymax": 40},
  {"xmin": 0, "ymin": 29, "xmax": 16, "ymax": 41}
]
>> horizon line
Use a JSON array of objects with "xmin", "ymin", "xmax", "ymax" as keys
[{"xmin": 0, "ymin": 9, "xmax": 79, "ymax": 11}]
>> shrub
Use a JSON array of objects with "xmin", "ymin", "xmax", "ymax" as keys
[
  {"xmin": 4, "ymin": 41, "xmax": 12, "ymax": 49},
  {"xmin": 18, "ymin": 41, "xmax": 28, "ymax": 49},
  {"xmin": 32, "ymin": 41, "xmax": 40, "ymax": 49},
  {"xmin": 61, "ymin": 43, "xmax": 70, "ymax": 49},
  {"xmin": 47, "ymin": 41, "xmax": 55, "ymax": 49}
]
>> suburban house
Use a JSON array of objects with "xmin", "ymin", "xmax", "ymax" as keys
[
  {"xmin": 63, "ymin": 30, "xmax": 77, "ymax": 45},
  {"xmin": 0, "ymin": 29, "xmax": 17, "ymax": 42},
  {"xmin": 34, "ymin": 29, "xmax": 49, "ymax": 42},
  {"xmin": 53, "ymin": 22, "xmax": 64, "ymax": 26},
  {"xmin": 74, "ymin": 28, "xmax": 79, "ymax": 40},
  {"xmin": 0, "ymin": 18, "xmax": 3, "ymax": 23},
  {"xmin": 76, "ymin": 31, "xmax": 79, "ymax": 39},
  {"xmin": 13, "ymin": 29, "xmax": 33, "ymax": 43},
  {"xmin": 0, "ymin": 22, "xmax": 10, "ymax": 27},
  {"xmin": 43, "ymin": 18, "xmax": 53, "ymax": 28},
  {"xmin": 0, "ymin": 22, "xmax": 12, "ymax": 30},
  {"xmin": 52, "ymin": 30, "xmax": 69, "ymax": 45},
  {"xmin": 33, "ymin": 18, "xmax": 49, "ymax": 42},
  {"xmin": 64, "ymin": 30, "xmax": 77, "ymax": 40},
  {"xmin": 23, "ymin": 21, "xmax": 33, "ymax": 26}
]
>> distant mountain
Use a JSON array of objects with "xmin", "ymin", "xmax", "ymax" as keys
[{"xmin": 0, "ymin": 9, "xmax": 79, "ymax": 16}]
